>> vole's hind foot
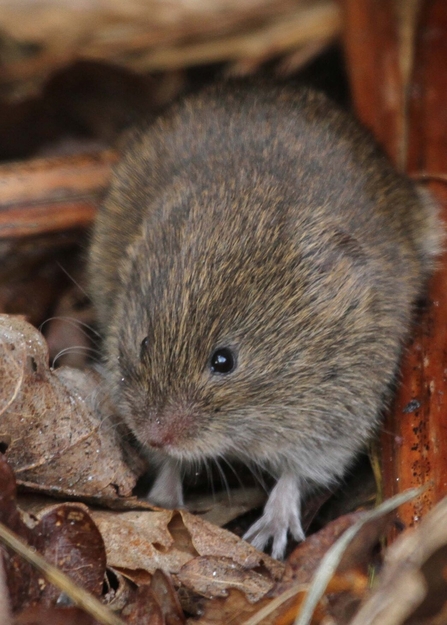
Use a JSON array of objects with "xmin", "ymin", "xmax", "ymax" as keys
[{"xmin": 243, "ymin": 472, "xmax": 304, "ymax": 560}]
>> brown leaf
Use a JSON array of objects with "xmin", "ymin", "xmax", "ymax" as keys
[
  {"xmin": 92, "ymin": 509, "xmax": 191, "ymax": 575},
  {"xmin": 0, "ymin": 314, "xmax": 139, "ymax": 499},
  {"xmin": 0, "ymin": 456, "xmax": 109, "ymax": 613},
  {"xmin": 177, "ymin": 555, "xmax": 274, "ymax": 602},
  {"xmin": 190, "ymin": 588, "xmax": 271, "ymax": 625},
  {"xmin": 31, "ymin": 503, "xmax": 107, "ymax": 602},
  {"xmin": 179, "ymin": 510, "xmax": 283, "ymax": 580},
  {"xmin": 0, "ymin": 455, "xmax": 41, "ymax": 612},
  {"xmin": 150, "ymin": 570, "xmax": 185, "ymax": 625},
  {"xmin": 104, "ymin": 568, "xmax": 185, "ymax": 625},
  {"xmin": 14, "ymin": 605, "xmax": 99, "ymax": 625},
  {"xmin": 121, "ymin": 583, "xmax": 164, "ymax": 625},
  {"xmin": 92, "ymin": 508, "xmax": 283, "ymax": 603}
]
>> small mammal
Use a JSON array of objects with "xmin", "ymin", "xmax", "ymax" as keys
[{"xmin": 89, "ymin": 82, "xmax": 441, "ymax": 559}]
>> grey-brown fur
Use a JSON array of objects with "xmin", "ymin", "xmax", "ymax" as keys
[{"xmin": 88, "ymin": 82, "xmax": 441, "ymax": 558}]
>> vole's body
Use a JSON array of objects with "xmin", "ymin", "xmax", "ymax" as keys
[{"xmin": 89, "ymin": 83, "xmax": 440, "ymax": 558}]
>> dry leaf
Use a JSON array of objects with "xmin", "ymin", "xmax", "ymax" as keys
[
  {"xmin": 92, "ymin": 509, "xmax": 190, "ymax": 575},
  {"xmin": 149, "ymin": 570, "xmax": 185, "ymax": 625},
  {"xmin": 179, "ymin": 510, "xmax": 283, "ymax": 579},
  {"xmin": 192, "ymin": 588, "xmax": 271, "ymax": 625},
  {"xmin": 0, "ymin": 454, "xmax": 107, "ymax": 616},
  {"xmin": 14, "ymin": 605, "xmax": 98, "ymax": 625},
  {"xmin": 91, "ymin": 508, "xmax": 283, "ymax": 603},
  {"xmin": 30, "ymin": 503, "xmax": 107, "ymax": 601},
  {"xmin": 177, "ymin": 556, "xmax": 273, "ymax": 602},
  {"xmin": 0, "ymin": 314, "xmax": 140, "ymax": 499},
  {"xmin": 0, "ymin": 455, "xmax": 40, "ymax": 612}
]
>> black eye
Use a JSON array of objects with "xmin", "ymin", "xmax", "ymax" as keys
[
  {"xmin": 210, "ymin": 347, "xmax": 236, "ymax": 375},
  {"xmin": 140, "ymin": 336, "xmax": 149, "ymax": 359}
]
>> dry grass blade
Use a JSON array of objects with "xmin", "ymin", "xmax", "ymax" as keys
[
  {"xmin": 241, "ymin": 583, "xmax": 308, "ymax": 625},
  {"xmin": 0, "ymin": 520, "xmax": 126, "ymax": 625},
  {"xmin": 294, "ymin": 487, "xmax": 424, "ymax": 625},
  {"xmin": 0, "ymin": 556, "xmax": 12, "ymax": 625}
]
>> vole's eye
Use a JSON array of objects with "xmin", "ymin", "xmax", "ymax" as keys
[
  {"xmin": 210, "ymin": 347, "xmax": 236, "ymax": 374},
  {"xmin": 140, "ymin": 336, "xmax": 149, "ymax": 359}
]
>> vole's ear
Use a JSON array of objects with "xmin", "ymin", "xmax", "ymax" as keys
[
  {"xmin": 326, "ymin": 228, "xmax": 368, "ymax": 268},
  {"xmin": 305, "ymin": 226, "xmax": 368, "ymax": 278}
]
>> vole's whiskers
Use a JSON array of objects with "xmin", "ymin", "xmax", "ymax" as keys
[
  {"xmin": 203, "ymin": 457, "xmax": 215, "ymax": 501},
  {"xmin": 40, "ymin": 316, "xmax": 102, "ymax": 344},
  {"xmin": 214, "ymin": 456, "xmax": 231, "ymax": 503},
  {"xmin": 52, "ymin": 345, "xmax": 102, "ymax": 367},
  {"xmin": 218, "ymin": 454, "xmax": 245, "ymax": 492},
  {"xmin": 56, "ymin": 262, "xmax": 91, "ymax": 299}
]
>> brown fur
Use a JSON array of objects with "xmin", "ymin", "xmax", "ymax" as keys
[{"xmin": 88, "ymin": 82, "xmax": 441, "ymax": 558}]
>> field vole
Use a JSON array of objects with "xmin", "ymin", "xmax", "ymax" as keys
[{"xmin": 88, "ymin": 82, "xmax": 441, "ymax": 558}]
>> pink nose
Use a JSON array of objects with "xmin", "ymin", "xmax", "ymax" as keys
[
  {"xmin": 147, "ymin": 423, "xmax": 174, "ymax": 448},
  {"xmin": 148, "ymin": 431, "xmax": 173, "ymax": 448},
  {"xmin": 146, "ymin": 409, "xmax": 194, "ymax": 449}
]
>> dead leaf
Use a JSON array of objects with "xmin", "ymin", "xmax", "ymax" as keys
[
  {"xmin": 280, "ymin": 509, "xmax": 389, "ymax": 589},
  {"xmin": 191, "ymin": 588, "xmax": 271, "ymax": 625},
  {"xmin": 0, "ymin": 314, "xmax": 140, "ymax": 499},
  {"xmin": 14, "ymin": 605, "xmax": 99, "ymax": 625},
  {"xmin": 0, "ymin": 454, "xmax": 109, "ymax": 618},
  {"xmin": 31, "ymin": 503, "xmax": 107, "ymax": 602},
  {"xmin": 120, "ymin": 583, "xmax": 165, "ymax": 625},
  {"xmin": 177, "ymin": 555, "xmax": 274, "ymax": 602},
  {"xmin": 91, "ymin": 508, "xmax": 283, "ymax": 603},
  {"xmin": 179, "ymin": 510, "xmax": 283, "ymax": 580},
  {"xmin": 0, "ymin": 455, "xmax": 41, "ymax": 612},
  {"xmin": 188, "ymin": 487, "xmax": 266, "ymax": 528},
  {"xmin": 92, "ymin": 509, "xmax": 190, "ymax": 575},
  {"xmin": 150, "ymin": 570, "xmax": 185, "ymax": 625}
]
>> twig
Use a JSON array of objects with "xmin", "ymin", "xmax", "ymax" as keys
[{"xmin": 0, "ymin": 151, "xmax": 115, "ymax": 238}]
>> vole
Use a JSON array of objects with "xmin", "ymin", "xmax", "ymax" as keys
[{"xmin": 88, "ymin": 82, "xmax": 441, "ymax": 559}]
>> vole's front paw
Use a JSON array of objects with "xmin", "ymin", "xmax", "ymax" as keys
[
  {"xmin": 243, "ymin": 472, "xmax": 304, "ymax": 559},
  {"xmin": 147, "ymin": 458, "xmax": 184, "ymax": 509}
]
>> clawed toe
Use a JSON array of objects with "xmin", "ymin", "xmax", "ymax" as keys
[{"xmin": 243, "ymin": 472, "xmax": 305, "ymax": 559}]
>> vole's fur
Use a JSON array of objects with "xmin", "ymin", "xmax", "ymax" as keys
[{"xmin": 89, "ymin": 82, "xmax": 441, "ymax": 558}]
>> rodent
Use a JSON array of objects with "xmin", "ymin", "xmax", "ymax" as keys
[{"xmin": 88, "ymin": 81, "xmax": 441, "ymax": 559}]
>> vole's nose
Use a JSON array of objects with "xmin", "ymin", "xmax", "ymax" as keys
[
  {"xmin": 147, "ymin": 428, "xmax": 173, "ymax": 449},
  {"xmin": 147, "ymin": 407, "xmax": 195, "ymax": 449}
]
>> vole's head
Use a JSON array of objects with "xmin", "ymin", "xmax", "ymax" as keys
[{"xmin": 105, "ymin": 175, "xmax": 387, "ymax": 471}]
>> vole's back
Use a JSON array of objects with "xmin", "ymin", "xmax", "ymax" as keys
[{"xmin": 90, "ymin": 83, "xmax": 439, "ymax": 333}]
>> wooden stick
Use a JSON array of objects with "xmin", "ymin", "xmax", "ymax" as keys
[
  {"xmin": 343, "ymin": 0, "xmax": 447, "ymax": 534},
  {"xmin": 0, "ymin": 151, "xmax": 116, "ymax": 239}
]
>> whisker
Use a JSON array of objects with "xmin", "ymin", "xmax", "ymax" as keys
[
  {"xmin": 214, "ymin": 457, "xmax": 231, "ymax": 503},
  {"xmin": 218, "ymin": 454, "xmax": 245, "ymax": 492},
  {"xmin": 204, "ymin": 457, "xmax": 215, "ymax": 502},
  {"xmin": 52, "ymin": 346, "xmax": 102, "ymax": 367},
  {"xmin": 56, "ymin": 262, "xmax": 91, "ymax": 299},
  {"xmin": 40, "ymin": 316, "xmax": 102, "ymax": 343}
]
